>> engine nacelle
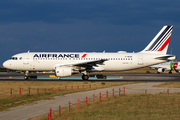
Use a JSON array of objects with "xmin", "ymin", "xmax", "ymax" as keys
[
  {"xmin": 157, "ymin": 67, "xmax": 165, "ymax": 73},
  {"xmin": 55, "ymin": 67, "xmax": 72, "ymax": 77}
]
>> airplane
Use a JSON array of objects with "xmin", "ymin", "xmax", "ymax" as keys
[
  {"xmin": 149, "ymin": 61, "xmax": 180, "ymax": 74},
  {"xmin": 3, "ymin": 25, "xmax": 176, "ymax": 80}
]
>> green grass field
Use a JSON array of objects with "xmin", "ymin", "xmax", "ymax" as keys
[
  {"xmin": 0, "ymin": 81, "xmax": 138, "ymax": 111},
  {"xmin": 1, "ymin": 67, "xmax": 180, "ymax": 119},
  {"xmin": 154, "ymin": 82, "xmax": 180, "ymax": 88},
  {"xmin": 31, "ymin": 93, "xmax": 180, "ymax": 120}
]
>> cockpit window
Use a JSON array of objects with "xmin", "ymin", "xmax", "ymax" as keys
[
  {"xmin": 19, "ymin": 57, "xmax": 22, "ymax": 60},
  {"xmin": 11, "ymin": 57, "xmax": 18, "ymax": 60}
]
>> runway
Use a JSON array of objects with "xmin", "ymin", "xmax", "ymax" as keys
[{"xmin": 0, "ymin": 72, "xmax": 180, "ymax": 82}]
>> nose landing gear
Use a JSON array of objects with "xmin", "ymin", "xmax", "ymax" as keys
[
  {"xmin": 24, "ymin": 71, "xmax": 29, "ymax": 80},
  {"xmin": 24, "ymin": 71, "xmax": 37, "ymax": 80}
]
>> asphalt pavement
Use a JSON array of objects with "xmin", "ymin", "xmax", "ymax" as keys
[{"xmin": 0, "ymin": 73, "xmax": 180, "ymax": 82}]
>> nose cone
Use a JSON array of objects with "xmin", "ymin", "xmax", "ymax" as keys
[{"xmin": 3, "ymin": 60, "xmax": 10, "ymax": 69}]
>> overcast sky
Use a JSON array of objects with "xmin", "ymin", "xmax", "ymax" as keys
[{"xmin": 1, "ymin": 0, "xmax": 180, "ymax": 65}]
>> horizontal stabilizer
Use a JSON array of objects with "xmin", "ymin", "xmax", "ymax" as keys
[{"xmin": 154, "ymin": 55, "xmax": 176, "ymax": 60}]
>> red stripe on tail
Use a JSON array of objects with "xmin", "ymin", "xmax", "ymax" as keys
[{"xmin": 158, "ymin": 36, "xmax": 171, "ymax": 51}]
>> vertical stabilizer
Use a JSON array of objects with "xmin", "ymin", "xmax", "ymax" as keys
[{"xmin": 140, "ymin": 25, "xmax": 173, "ymax": 54}]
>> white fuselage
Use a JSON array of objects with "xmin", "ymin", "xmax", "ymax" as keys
[
  {"xmin": 149, "ymin": 62, "xmax": 180, "ymax": 71},
  {"xmin": 2, "ymin": 25, "xmax": 176, "ymax": 80},
  {"xmin": 3, "ymin": 52, "xmax": 168, "ymax": 71}
]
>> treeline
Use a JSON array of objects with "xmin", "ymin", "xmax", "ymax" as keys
[{"xmin": 0, "ymin": 68, "xmax": 7, "ymax": 72}]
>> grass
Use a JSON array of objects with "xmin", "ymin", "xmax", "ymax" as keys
[
  {"xmin": 154, "ymin": 82, "xmax": 180, "ymax": 88},
  {"xmin": 0, "ymin": 81, "xmax": 138, "ymax": 111},
  {"xmin": 31, "ymin": 93, "xmax": 180, "ymax": 120}
]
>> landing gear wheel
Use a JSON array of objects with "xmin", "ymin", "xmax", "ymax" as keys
[
  {"xmin": 169, "ymin": 71, "xmax": 172, "ymax": 74},
  {"xmin": 157, "ymin": 72, "xmax": 160, "ymax": 74},
  {"xmin": 24, "ymin": 71, "xmax": 29, "ymax": 80},
  {"xmin": 24, "ymin": 76, "xmax": 28, "ymax": 80},
  {"xmin": 82, "ymin": 75, "xmax": 89, "ymax": 80}
]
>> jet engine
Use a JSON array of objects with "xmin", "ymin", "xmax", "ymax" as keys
[
  {"xmin": 55, "ymin": 67, "xmax": 72, "ymax": 77},
  {"xmin": 157, "ymin": 67, "xmax": 165, "ymax": 73}
]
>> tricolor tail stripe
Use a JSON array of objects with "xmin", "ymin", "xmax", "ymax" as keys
[
  {"xmin": 140, "ymin": 25, "xmax": 173, "ymax": 54},
  {"xmin": 157, "ymin": 36, "xmax": 171, "ymax": 51},
  {"xmin": 147, "ymin": 26, "xmax": 173, "ymax": 51}
]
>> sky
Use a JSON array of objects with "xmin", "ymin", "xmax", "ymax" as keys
[{"xmin": 0, "ymin": 0, "xmax": 180, "ymax": 65}]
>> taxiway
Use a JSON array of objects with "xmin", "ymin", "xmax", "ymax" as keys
[{"xmin": 0, "ymin": 73, "xmax": 180, "ymax": 82}]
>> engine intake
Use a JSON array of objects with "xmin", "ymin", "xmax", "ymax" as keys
[
  {"xmin": 55, "ymin": 67, "xmax": 72, "ymax": 77},
  {"xmin": 157, "ymin": 67, "xmax": 165, "ymax": 73}
]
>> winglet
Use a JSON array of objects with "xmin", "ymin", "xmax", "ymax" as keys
[{"xmin": 140, "ymin": 25, "xmax": 173, "ymax": 54}]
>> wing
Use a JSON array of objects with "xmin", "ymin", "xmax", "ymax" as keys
[
  {"xmin": 73, "ymin": 59, "xmax": 107, "ymax": 68},
  {"xmin": 57, "ymin": 59, "xmax": 108, "ymax": 70}
]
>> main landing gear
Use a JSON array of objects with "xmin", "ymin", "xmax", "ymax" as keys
[
  {"xmin": 82, "ymin": 74, "xmax": 89, "ymax": 80},
  {"xmin": 81, "ymin": 71, "xmax": 89, "ymax": 80}
]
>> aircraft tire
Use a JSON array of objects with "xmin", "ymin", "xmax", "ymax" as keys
[
  {"xmin": 82, "ymin": 75, "xmax": 89, "ymax": 80},
  {"xmin": 24, "ymin": 76, "xmax": 28, "ymax": 80}
]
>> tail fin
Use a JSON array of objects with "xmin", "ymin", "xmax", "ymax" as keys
[{"xmin": 140, "ymin": 25, "xmax": 173, "ymax": 54}]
